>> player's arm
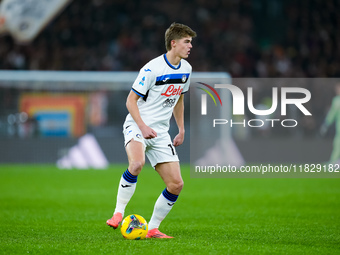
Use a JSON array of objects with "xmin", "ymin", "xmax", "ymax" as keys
[
  {"xmin": 172, "ymin": 94, "xmax": 185, "ymax": 147},
  {"xmin": 126, "ymin": 90, "xmax": 157, "ymax": 139}
]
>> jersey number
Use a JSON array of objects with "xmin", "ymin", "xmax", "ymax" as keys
[{"xmin": 168, "ymin": 144, "xmax": 176, "ymax": 155}]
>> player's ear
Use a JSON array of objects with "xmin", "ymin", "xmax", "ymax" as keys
[{"xmin": 171, "ymin": 39, "xmax": 177, "ymax": 49}]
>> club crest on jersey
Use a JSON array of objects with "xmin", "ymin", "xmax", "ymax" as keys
[
  {"xmin": 182, "ymin": 75, "xmax": 187, "ymax": 83},
  {"xmin": 161, "ymin": 85, "xmax": 183, "ymax": 97}
]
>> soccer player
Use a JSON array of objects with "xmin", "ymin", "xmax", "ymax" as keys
[
  {"xmin": 106, "ymin": 23, "xmax": 196, "ymax": 238},
  {"xmin": 320, "ymin": 83, "xmax": 340, "ymax": 162}
]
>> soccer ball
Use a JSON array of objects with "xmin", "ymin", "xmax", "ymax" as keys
[{"xmin": 120, "ymin": 214, "xmax": 148, "ymax": 240}]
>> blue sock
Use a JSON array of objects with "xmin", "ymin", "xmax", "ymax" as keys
[
  {"xmin": 122, "ymin": 169, "xmax": 138, "ymax": 183},
  {"xmin": 162, "ymin": 188, "xmax": 178, "ymax": 202}
]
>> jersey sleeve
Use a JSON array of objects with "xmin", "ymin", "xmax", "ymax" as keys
[
  {"xmin": 131, "ymin": 65, "xmax": 155, "ymax": 99},
  {"xmin": 182, "ymin": 67, "xmax": 192, "ymax": 94}
]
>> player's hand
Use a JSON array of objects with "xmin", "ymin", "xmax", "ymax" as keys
[
  {"xmin": 140, "ymin": 125, "xmax": 157, "ymax": 139},
  {"xmin": 173, "ymin": 132, "xmax": 184, "ymax": 147}
]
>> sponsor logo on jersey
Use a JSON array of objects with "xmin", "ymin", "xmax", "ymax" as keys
[
  {"xmin": 161, "ymin": 85, "xmax": 183, "ymax": 97},
  {"xmin": 136, "ymin": 134, "xmax": 142, "ymax": 139},
  {"xmin": 144, "ymin": 68, "xmax": 151, "ymax": 72},
  {"xmin": 162, "ymin": 98, "xmax": 176, "ymax": 108}
]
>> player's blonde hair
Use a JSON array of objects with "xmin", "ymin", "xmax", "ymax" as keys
[{"xmin": 165, "ymin": 23, "xmax": 197, "ymax": 51}]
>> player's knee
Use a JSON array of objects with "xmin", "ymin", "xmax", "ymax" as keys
[
  {"xmin": 177, "ymin": 180, "xmax": 184, "ymax": 192},
  {"xmin": 129, "ymin": 160, "xmax": 144, "ymax": 175}
]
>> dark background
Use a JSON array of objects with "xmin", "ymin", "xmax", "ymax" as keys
[{"xmin": 0, "ymin": 0, "xmax": 339, "ymax": 164}]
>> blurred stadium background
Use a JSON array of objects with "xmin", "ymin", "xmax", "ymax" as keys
[{"xmin": 0, "ymin": 0, "xmax": 339, "ymax": 165}]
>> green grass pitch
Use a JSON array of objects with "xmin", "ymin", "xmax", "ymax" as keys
[{"xmin": 0, "ymin": 164, "xmax": 339, "ymax": 255}]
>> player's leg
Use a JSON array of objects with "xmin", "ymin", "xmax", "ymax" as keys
[
  {"xmin": 330, "ymin": 136, "xmax": 340, "ymax": 162},
  {"xmin": 115, "ymin": 139, "xmax": 145, "ymax": 213},
  {"xmin": 107, "ymin": 139, "xmax": 145, "ymax": 229},
  {"xmin": 147, "ymin": 161, "xmax": 183, "ymax": 238}
]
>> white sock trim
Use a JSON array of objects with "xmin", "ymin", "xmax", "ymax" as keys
[
  {"xmin": 148, "ymin": 192, "xmax": 175, "ymax": 230},
  {"xmin": 114, "ymin": 176, "xmax": 137, "ymax": 215}
]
